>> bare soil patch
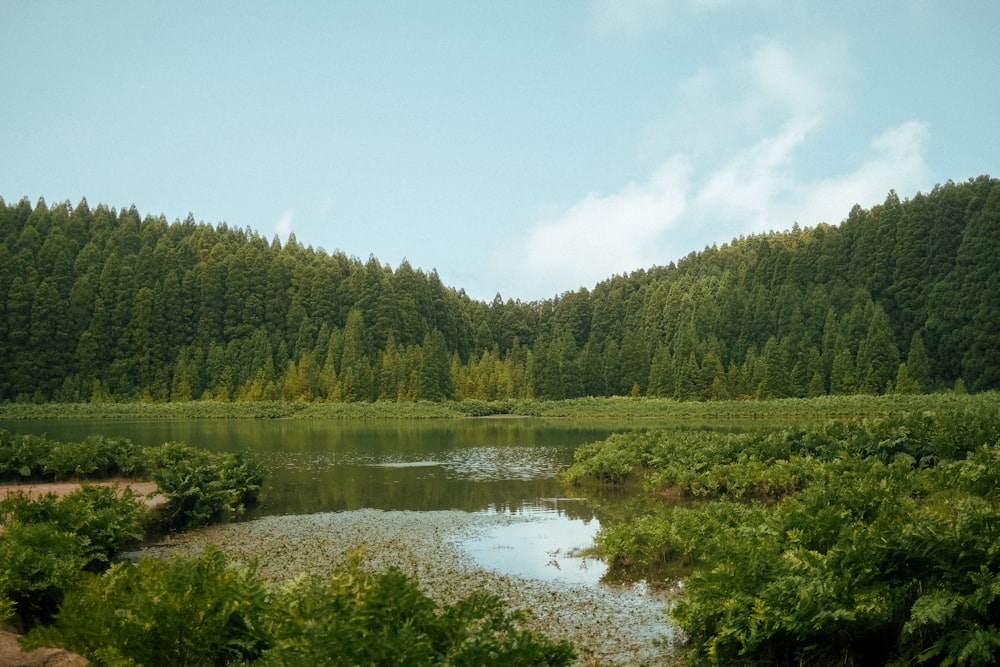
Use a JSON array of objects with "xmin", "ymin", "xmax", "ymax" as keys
[{"xmin": 0, "ymin": 480, "xmax": 164, "ymax": 507}]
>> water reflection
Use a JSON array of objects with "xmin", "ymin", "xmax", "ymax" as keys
[
  {"xmin": 0, "ymin": 418, "xmax": 626, "ymax": 516},
  {"xmin": 462, "ymin": 502, "xmax": 607, "ymax": 585}
]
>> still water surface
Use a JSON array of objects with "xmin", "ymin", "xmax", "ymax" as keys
[
  {"xmin": 0, "ymin": 417, "xmax": 641, "ymax": 583},
  {"xmin": 0, "ymin": 418, "xmax": 629, "ymax": 514}
]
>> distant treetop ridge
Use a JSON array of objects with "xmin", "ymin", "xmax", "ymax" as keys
[{"xmin": 1, "ymin": 175, "xmax": 997, "ymax": 402}]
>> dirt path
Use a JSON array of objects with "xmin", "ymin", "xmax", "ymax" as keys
[{"xmin": 0, "ymin": 480, "xmax": 164, "ymax": 506}]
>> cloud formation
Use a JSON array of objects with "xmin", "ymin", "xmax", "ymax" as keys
[
  {"xmin": 490, "ymin": 158, "xmax": 689, "ymax": 297},
  {"xmin": 491, "ymin": 40, "xmax": 933, "ymax": 300}
]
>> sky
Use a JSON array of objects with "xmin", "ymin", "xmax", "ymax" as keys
[{"xmin": 2, "ymin": 2, "xmax": 998, "ymax": 303}]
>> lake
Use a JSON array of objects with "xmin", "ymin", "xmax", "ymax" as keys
[
  {"xmin": 0, "ymin": 417, "xmax": 643, "ymax": 584},
  {"xmin": 0, "ymin": 417, "xmax": 635, "ymax": 514}
]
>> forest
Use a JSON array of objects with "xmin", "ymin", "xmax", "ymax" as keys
[{"xmin": 1, "ymin": 175, "xmax": 998, "ymax": 404}]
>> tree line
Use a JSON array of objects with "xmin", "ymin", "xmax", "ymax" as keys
[{"xmin": 1, "ymin": 175, "xmax": 997, "ymax": 403}]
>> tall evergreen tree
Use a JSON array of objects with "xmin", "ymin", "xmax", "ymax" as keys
[{"xmin": 416, "ymin": 329, "xmax": 453, "ymax": 401}]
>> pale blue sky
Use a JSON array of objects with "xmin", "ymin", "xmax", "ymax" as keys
[{"xmin": 2, "ymin": 1, "xmax": 997, "ymax": 301}]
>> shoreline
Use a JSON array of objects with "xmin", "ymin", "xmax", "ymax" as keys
[{"xmin": 136, "ymin": 509, "xmax": 679, "ymax": 666}]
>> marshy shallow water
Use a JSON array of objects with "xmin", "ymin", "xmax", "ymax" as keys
[
  {"xmin": 4, "ymin": 417, "xmax": 681, "ymax": 664},
  {"xmin": 138, "ymin": 508, "xmax": 677, "ymax": 666}
]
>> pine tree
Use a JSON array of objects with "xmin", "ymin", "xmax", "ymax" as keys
[
  {"xmin": 856, "ymin": 303, "xmax": 899, "ymax": 394},
  {"xmin": 905, "ymin": 330, "xmax": 931, "ymax": 392},
  {"xmin": 894, "ymin": 362, "xmax": 919, "ymax": 394},
  {"xmin": 647, "ymin": 344, "xmax": 675, "ymax": 398},
  {"xmin": 416, "ymin": 329, "xmax": 452, "ymax": 401}
]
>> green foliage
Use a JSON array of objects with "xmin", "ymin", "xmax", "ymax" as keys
[
  {"xmin": 259, "ymin": 551, "xmax": 576, "ymax": 666},
  {"xmin": 596, "ymin": 501, "xmax": 761, "ymax": 579},
  {"xmin": 0, "ymin": 430, "xmax": 266, "ymax": 532},
  {"xmin": 568, "ymin": 401, "xmax": 1000, "ymax": 665},
  {"xmin": 0, "ymin": 485, "xmax": 146, "ymax": 565},
  {"xmin": 0, "ymin": 485, "xmax": 147, "ymax": 627},
  {"xmin": 0, "ymin": 433, "xmax": 265, "ymax": 630},
  {"xmin": 41, "ymin": 435, "xmax": 148, "ymax": 480},
  {"xmin": 0, "ymin": 429, "xmax": 148, "ymax": 481},
  {"xmin": 148, "ymin": 443, "xmax": 265, "ymax": 530},
  {"xmin": 0, "ymin": 431, "xmax": 51, "ymax": 480},
  {"xmin": 24, "ymin": 548, "xmax": 575, "ymax": 667},
  {"xmin": 4, "ymin": 178, "xmax": 1000, "ymax": 405},
  {"xmin": 562, "ymin": 431, "xmax": 656, "ymax": 485},
  {"xmin": 0, "ymin": 522, "xmax": 88, "ymax": 627},
  {"xmin": 24, "ymin": 548, "xmax": 269, "ymax": 667}
]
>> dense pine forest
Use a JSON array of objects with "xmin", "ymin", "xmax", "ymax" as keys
[{"xmin": 1, "ymin": 175, "xmax": 998, "ymax": 404}]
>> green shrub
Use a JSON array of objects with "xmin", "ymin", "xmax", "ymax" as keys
[
  {"xmin": 259, "ymin": 551, "xmax": 576, "ymax": 666},
  {"xmin": 569, "ymin": 406, "xmax": 1000, "ymax": 665},
  {"xmin": 0, "ymin": 485, "xmax": 146, "ymax": 566},
  {"xmin": 24, "ymin": 548, "xmax": 269, "ymax": 667},
  {"xmin": 40, "ymin": 435, "xmax": 148, "ymax": 480},
  {"xmin": 148, "ymin": 443, "xmax": 265, "ymax": 530},
  {"xmin": 0, "ymin": 430, "xmax": 151, "ymax": 482},
  {"xmin": 562, "ymin": 431, "xmax": 655, "ymax": 485},
  {"xmin": 25, "ymin": 549, "xmax": 575, "ymax": 667},
  {"xmin": 0, "ymin": 522, "xmax": 89, "ymax": 628},
  {"xmin": 0, "ymin": 431, "xmax": 52, "ymax": 480},
  {"xmin": 0, "ymin": 486, "xmax": 147, "ymax": 629}
]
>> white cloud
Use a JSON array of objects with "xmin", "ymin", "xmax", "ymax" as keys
[
  {"xmin": 642, "ymin": 38, "xmax": 847, "ymax": 163},
  {"xmin": 490, "ymin": 35, "xmax": 932, "ymax": 299},
  {"xmin": 490, "ymin": 157, "xmax": 689, "ymax": 298},
  {"xmin": 276, "ymin": 209, "xmax": 293, "ymax": 241},
  {"xmin": 785, "ymin": 120, "xmax": 932, "ymax": 226},
  {"xmin": 691, "ymin": 117, "xmax": 816, "ymax": 232}
]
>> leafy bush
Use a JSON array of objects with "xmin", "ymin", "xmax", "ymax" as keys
[
  {"xmin": 41, "ymin": 435, "xmax": 148, "ymax": 480},
  {"xmin": 0, "ymin": 486, "xmax": 147, "ymax": 628},
  {"xmin": 0, "ymin": 431, "xmax": 267, "ymax": 532},
  {"xmin": 0, "ymin": 522, "xmax": 89, "ymax": 628},
  {"xmin": 0, "ymin": 430, "xmax": 149, "ymax": 482},
  {"xmin": 259, "ymin": 551, "xmax": 576, "ymax": 666},
  {"xmin": 24, "ymin": 548, "xmax": 269, "ymax": 666},
  {"xmin": 671, "ymin": 459, "xmax": 1000, "ymax": 665},
  {"xmin": 0, "ymin": 431, "xmax": 52, "ymax": 480},
  {"xmin": 569, "ymin": 404, "xmax": 1000, "ymax": 665},
  {"xmin": 0, "ymin": 485, "xmax": 146, "ymax": 566},
  {"xmin": 562, "ymin": 431, "xmax": 657, "ymax": 485},
  {"xmin": 0, "ymin": 436, "xmax": 265, "ymax": 631},
  {"xmin": 148, "ymin": 443, "xmax": 266, "ymax": 530},
  {"xmin": 24, "ymin": 548, "xmax": 576, "ymax": 667}
]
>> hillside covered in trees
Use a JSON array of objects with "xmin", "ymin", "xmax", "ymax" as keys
[{"xmin": 1, "ymin": 175, "xmax": 998, "ymax": 404}]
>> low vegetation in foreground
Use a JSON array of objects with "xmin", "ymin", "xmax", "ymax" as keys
[
  {"xmin": 21, "ymin": 547, "xmax": 575, "ymax": 667},
  {"xmin": 564, "ymin": 392, "xmax": 1000, "ymax": 665},
  {"xmin": 0, "ymin": 432, "xmax": 575, "ymax": 665}
]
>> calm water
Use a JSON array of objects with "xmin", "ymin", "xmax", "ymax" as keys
[
  {"xmin": 0, "ymin": 417, "xmax": 631, "ymax": 515},
  {"xmin": 0, "ymin": 416, "xmax": 643, "ymax": 582}
]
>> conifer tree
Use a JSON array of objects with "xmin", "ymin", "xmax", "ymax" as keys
[
  {"xmin": 416, "ymin": 329, "xmax": 452, "ymax": 401},
  {"xmin": 906, "ymin": 330, "xmax": 931, "ymax": 392}
]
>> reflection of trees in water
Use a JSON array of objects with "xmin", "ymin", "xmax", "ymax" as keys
[{"xmin": 256, "ymin": 461, "xmax": 574, "ymax": 514}]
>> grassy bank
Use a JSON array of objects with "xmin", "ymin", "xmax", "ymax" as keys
[{"xmin": 0, "ymin": 391, "xmax": 991, "ymax": 421}]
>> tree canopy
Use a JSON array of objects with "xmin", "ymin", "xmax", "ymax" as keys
[{"xmin": 1, "ymin": 175, "xmax": 998, "ymax": 403}]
